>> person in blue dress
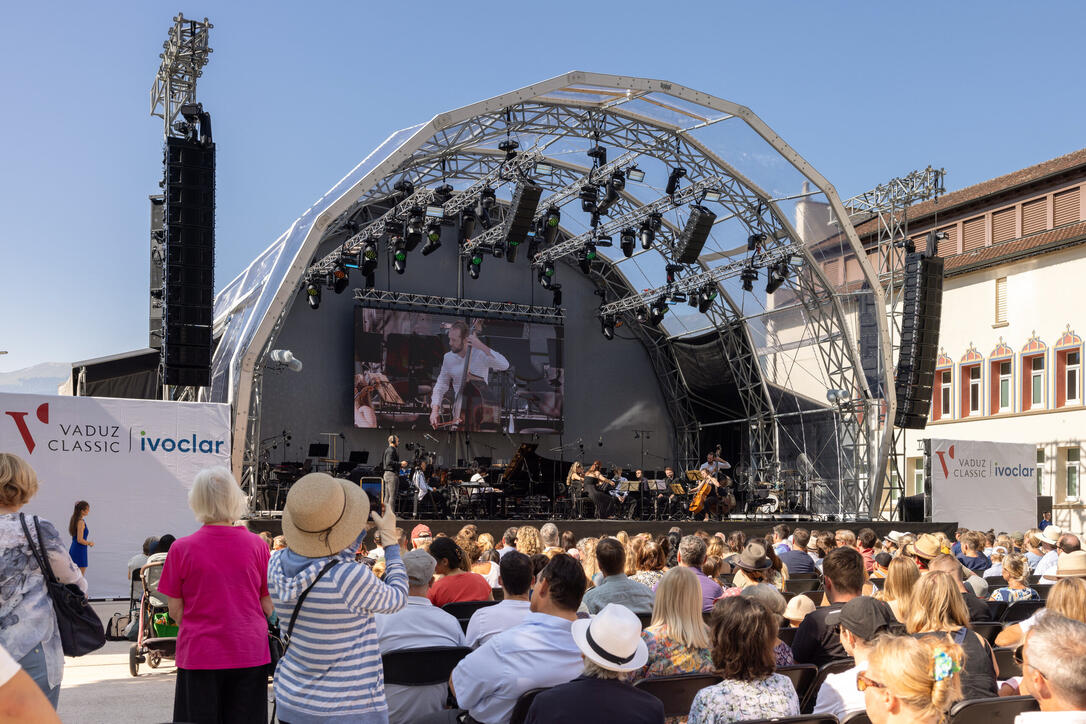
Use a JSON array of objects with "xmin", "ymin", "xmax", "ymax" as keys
[
  {"xmin": 988, "ymin": 553, "xmax": 1039, "ymax": 603},
  {"xmin": 67, "ymin": 501, "xmax": 93, "ymax": 574}
]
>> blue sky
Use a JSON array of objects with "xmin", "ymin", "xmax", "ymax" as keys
[{"xmin": 2, "ymin": 1, "xmax": 1084, "ymax": 372}]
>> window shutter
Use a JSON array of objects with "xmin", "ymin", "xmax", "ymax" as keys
[
  {"xmin": 824, "ymin": 258, "xmax": 841, "ymax": 284},
  {"xmin": 962, "ymin": 216, "xmax": 985, "ymax": 252},
  {"xmin": 1054, "ymin": 187, "xmax": 1080, "ymax": 227},
  {"xmin": 845, "ymin": 255, "xmax": 860, "ymax": 281},
  {"xmin": 935, "ymin": 225, "xmax": 957, "ymax": 256},
  {"xmin": 992, "ymin": 207, "xmax": 1016, "ymax": 243},
  {"xmin": 1022, "ymin": 198, "xmax": 1047, "ymax": 234},
  {"xmin": 995, "ymin": 277, "xmax": 1008, "ymax": 324}
]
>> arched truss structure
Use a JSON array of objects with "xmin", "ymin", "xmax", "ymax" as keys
[{"xmin": 208, "ymin": 72, "xmax": 896, "ymax": 518}]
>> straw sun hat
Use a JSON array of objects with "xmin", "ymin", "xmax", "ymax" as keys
[{"xmin": 282, "ymin": 472, "xmax": 369, "ymax": 557}]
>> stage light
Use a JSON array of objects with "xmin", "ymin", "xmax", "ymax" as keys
[
  {"xmin": 766, "ymin": 259, "xmax": 789, "ymax": 294},
  {"xmin": 491, "ymin": 242, "xmax": 506, "ymax": 259},
  {"xmin": 665, "ymin": 263, "xmax": 683, "ymax": 285},
  {"xmin": 332, "ymin": 261, "xmax": 349, "ymax": 294},
  {"xmin": 687, "ymin": 293, "xmax": 699, "ymax": 307},
  {"xmin": 469, "ymin": 253, "xmax": 482, "ymax": 279},
  {"xmin": 698, "ymin": 284, "xmax": 717, "ymax": 313},
  {"xmin": 584, "ymin": 243, "xmax": 597, "ymax": 261},
  {"xmin": 393, "ymin": 179, "xmax": 414, "ymax": 199},
  {"xmin": 620, "ymin": 228, "xmax": 635, "ymax": 258},
  {"xmin": 421, "ymin": 221, "xmax": 442, "ymax": 256},
  {"xmin": 748, "ymin": 233, "xmax": 767, "ymax": 251},
  {"xmin": 587, "ymin": 144, "xmax": 607, "ymax": 165},
  {"xmin": 498, "ymin": 138, "xmax": 519, "ymax": 160},
  {"xmin": 639, "ymin": 217, "xmax": 657, "ymax": 250},
  {"xmin": 305, "ymin": 280, "xmax": 321, "ymax": 309},
  {"xmin": 460, "ymin": 209, "xmax": 476, "ymax": 240},
  {"xmin": 538, "ymin": 260, "xmax": 556, "ymax": 289},
  {"xmin": 543, "ymin": 206, "xmax": 561, "ymax": 244},
  {"xmin": 666, "ymin": 167, "xmax": 687, "ymax": 197},
  {"xmin": 600, "ymin": 315, "xmax": 615, "ymax": 340},
  {"xmin": 626, "ymin": 165, "xmax": 645, "ymax": 183},
  {"xmin": 551, "ymin": 284, "xmax": 562, "ymax": 309},
  {"xmin": 577, "ymin": 249, "xmax": 591, "ymax": 275},
  {"xmin": 596, "ymin": 170, "xmax": 625, "ymax": 216},
  {"xmin": 635, "ymin": 306, "xmax": 649, "ymax": 323},
  {"xmin": 434, "ymin": 183, "xmax": 454, "ymax": 203},
  {"xmin": 672, "ymin": 292, "xmax": 688, "ymax": 303},
  {"xmin": 480, "ymin": 186, "xmax": 497, "ymax": 209},
  {"xmin": 648, "ymin": 297, "xmax": 668, "ymax": 326},
  {"xmin": 361, "ymin": 242, "xmax": 378, "ymax": 276},
  {"xmin": 741, "ymin": 265, "xmax": 758, "ymax": 292},
  {"xmin": 703, "ymin": 190, "xmax": 722, "ymax": 203},
  {"xmin": 425, "ymin": 205, "xmax": 445, "ymax": 219},
  {"xmin": 404, "ymin": 208, "xmax": 424, "ymax": 251},
  {"xmin": 579, "ymin": 185, "xmax": 599, "ymax": 213},
  {"xmin": 526, "ymin": 230, "xmax": 541, "ymax": 260},
  {"xmin": 535, "ymin": 162, "xmax": 554, "ymax": 178},
  {"xmin": 392, "ymin": 235, "xmax": 407, "ymax": 275}
]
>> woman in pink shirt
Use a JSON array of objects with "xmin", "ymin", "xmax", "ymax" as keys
[{"xmin": 158, "ymin": 467, "xmax": 273, "ymax": 724}]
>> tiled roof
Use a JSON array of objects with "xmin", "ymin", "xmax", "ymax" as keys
[
  {"xmin": 852, "ymin": 147, "xmax": 1086, "ymax": 237},
  {"xmin": 943, "ymin": 219, "xmax": 1086, "ymax": 274}
]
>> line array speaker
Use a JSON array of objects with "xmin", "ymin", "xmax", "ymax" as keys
[
  {"xmin": 148, "ymin": 194, "xmax": 165, "ymax": 349},
  {"xmin": 162, "ymin": 135, "xmax": 215, "ymax": 387},
  {"xmin": 894, "ymin": 253, "xmax": 944, "ymax": 429},
  {"xmin": 675, "ymin": 204, "xmax": 716, "ymax": 264},
  {"xmin": 857, "ymin": 287, "xmax": 882, "ymax": 397},
  {"xmin": 502, "ymin": 180, "xmax": 542, "ymax": 262}
]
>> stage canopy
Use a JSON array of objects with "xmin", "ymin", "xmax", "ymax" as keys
[{"xmin": 206, "ymin": 72, "xmax": 894, "ymax": 517}]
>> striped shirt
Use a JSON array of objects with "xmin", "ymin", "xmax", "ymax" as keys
[{"xmin": 269, "ymin": 541, "xmax": 407, "ymax": 724}]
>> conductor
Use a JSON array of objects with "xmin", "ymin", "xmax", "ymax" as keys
[{"xmin": 382, "ymin": 435, "xmax": 400, "ymax": 504}]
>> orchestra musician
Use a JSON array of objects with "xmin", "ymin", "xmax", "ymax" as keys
[
  {"xmin": 428, "ymin": 321, "xmax": 510, "ymax": 428},
  {"xmin": 608, "ymin": 466, "xmax": 629, "ymax": 510},
  {"xmin": 469, "ymin": 465, "xmax": 501, "ymax": 518},
  {"xmin": 624, "ymin": 469, "xmax": 647, "ymax": 520},
  {"xmin": 565, "ymin": 462, "xmax": 586, "ymax": 518},
  {"xmin": 412, "ymin": 460, "xmax": 448, "ymax": 518},
  {"xmin": 655, "ymin": 466, "xmax": 684, "ymax": 519},
  {"xmin": 583, "ymin": 460, "xmax": 616, "ymax": 519},
  {"xmin": 353, "ymin": 372, "xmax": 377, "ymax": 428}
]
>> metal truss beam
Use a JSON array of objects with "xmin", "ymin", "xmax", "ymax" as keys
[
  {"xmin": 352, "ymin": 289, "xmax": 563, "ymax": 324},
  {"xmin": 150, "ymin": 14, "xmax": 213, "ymax": 139}
]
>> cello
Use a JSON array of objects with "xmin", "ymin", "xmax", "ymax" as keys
[{"xmin": 688, "ymin": 470, "xmax": 715, "ymax": 515}]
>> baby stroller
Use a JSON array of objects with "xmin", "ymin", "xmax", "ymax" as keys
[{"xmin": 129, "ymin": 555, "xmax": 177, "ymax": 676}]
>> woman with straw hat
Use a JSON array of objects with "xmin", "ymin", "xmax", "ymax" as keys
[{"xmin": 269, "ymin": 472, "xmax": 405, "ymax": 723}]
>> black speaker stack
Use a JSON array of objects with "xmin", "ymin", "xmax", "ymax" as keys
[
  {"xmin": 894, "ymin": 252, "xmax": 944, "ymax": 429},
  {"xmin": 161, "ymin": 122, "xmax": 215, "ymax": 388},
  {"xmin": 675, "ymin": 204, "xmax": 716, "ymax": 263}
]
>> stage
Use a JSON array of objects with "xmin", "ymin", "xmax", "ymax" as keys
[{"xmin": 246, "ymin": 516, "xmax": 957, "ymax": 542}]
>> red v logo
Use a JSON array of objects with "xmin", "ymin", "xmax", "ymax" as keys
[
  {"xmin": 4, "ymin": 403, "xmax": 49, "ymax": 455},
  {"xmin": 934, "ymin": 444, "xmax": 956, "ymax": 478}
]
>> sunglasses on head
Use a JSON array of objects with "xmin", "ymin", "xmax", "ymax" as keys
[{"xmin": 856, "ymin": 671, "xmax": 886, "ymax": 692}]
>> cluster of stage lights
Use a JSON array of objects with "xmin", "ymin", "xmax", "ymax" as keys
[{"xmin": 740, "ymin": 233, "xmax": 791, "ymax": 294}]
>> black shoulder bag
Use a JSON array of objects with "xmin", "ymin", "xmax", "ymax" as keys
[
  {"xmin": 269, "ymin": 559, "xmax": 338, "ymax": 719},
  {"xmin": 19, "ymin": 513, "xmax": 106, "ymax": 656}
]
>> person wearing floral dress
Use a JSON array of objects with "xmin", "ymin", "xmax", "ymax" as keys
[
  {"xmin": 688, "ymin": 596, "xmax": 799, "ymax": 723},
  {"xmin": 988, "ymin": 553, "xmax": 1039, "ymax": 603},
  {"xmin": 630, "ymin": 567, "xmax": 713, "ymax": 724},
  {"xmin": 631, "ymin": 540, "xmax": 668, "ymax": 590}
]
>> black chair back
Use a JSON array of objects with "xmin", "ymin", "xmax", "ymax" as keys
[
  {"xmin": 798, "ymin": 590, "xmax": 825, "ymax": 605},
  {"xmin": 986, "ymin": 600, "xmax": 1008, "ymax": 620},
  {"xmin": 635, "ymin": 673, "xmax": 724, "ymax": 717},
  {"xmin": 777, "ymin": 626, "xmax": 798, "ymax": 647},
  {"xmin": 800, "ymin": 658, "xmax": 855, "ymax": 713},
  {"xmin": 840, "ymin": 711, "xmax": 873, "ymax": 724},
  {"xmin": 776, "ymin": 664, "xmax": 817, "ymax": 703},
  {"xmin": 992, "ymin": 646, "xmax": 1022, "ymax": 678},
  {"xmin": 784, "ymin": 577, "xmax": 823, "ymax": 594},
  {"xmin": 1033, "ymin": 583, "xmax": 1053, "ymax": 600},
  {"xmin": 492, "ymin": 587, "xmax": 505, "ymax": 601},
  {"xmin": 381, "ymin": 646, "xmax": 472, "ymax": 686},
  {"xmin": 442, "ymin": 600, "xmax": 499, "ymax": 632},
  {"xmin": 969, "ymin": 621, "xmax": 1003, "ymax": 645},
  {"xmin": 947, "ymin": 694, "xmax": 1038, "ymax": 723},
  {"xmin": 508, "ymin": 687, "xmax": 549, "ymax": 724},
  {"xmin": 637, "ymin": 612, "xmax": 653, "ymax": 630},
  {"xmin": 1001, "ymin": 600, "xmax": 1045, "ymax": 624}
]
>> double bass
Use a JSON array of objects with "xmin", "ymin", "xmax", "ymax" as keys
[{"xmin": 434, "ymin": 319, "xmax": 501, "ymax": 431}]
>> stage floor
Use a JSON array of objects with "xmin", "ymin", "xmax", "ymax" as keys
[{"xmin": 246, "ymin": 516, "xmax": 956, "ymax": 542}]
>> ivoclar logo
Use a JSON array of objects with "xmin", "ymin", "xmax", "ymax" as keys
[{"xmin": 139, "ymin": 431, "xmax": 225, "ymax": 454}]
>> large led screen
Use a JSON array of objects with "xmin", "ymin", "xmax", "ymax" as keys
[{"xmin": 354, "ymin": 307, "xmax": 564, "ymax": 433}]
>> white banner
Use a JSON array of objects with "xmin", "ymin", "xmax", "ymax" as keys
[
  {"xmin": 1, "ymin": 392, "xmax": 231, "ymax": 597},
  {"xmin": 929, "ymin": 438, "xmax": 1036, "ymax": 533}
]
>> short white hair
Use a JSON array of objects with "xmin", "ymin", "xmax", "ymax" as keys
[{"xmin": 189, "ymin": 467, "xmax": 247, "ymax": 524}]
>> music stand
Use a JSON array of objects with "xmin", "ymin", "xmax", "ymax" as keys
[
  {"xmin": 349, "ymin": 450, "xmax": 369, "ymax": 464},
  {"xmin": 308, "ymin": 443, "xmax": 330, "ymax": 458}
]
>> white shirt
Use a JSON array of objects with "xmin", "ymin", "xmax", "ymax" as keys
[
  {"xmin": 1016, "ymin": 713, "xmax": 1086, "ymax": 723},
  {"xmin": 1035, "ymin": 549, "xmax": 1060, "ymax": 579},
  {"xmin": 0, "ymin": 642, "xmax": 19, "ymax": 688},
  {"xmin": 430, "ymin": 347, "xmax": 510, "ymax": 408},
  {"xmin": 700, "ymin": 459, "xmax": 731, "ymax": 473},
  {"xmin": 413, "ymin": 469, "xmax": 431, "ymax": 500},
  {"xmin": 465, "ymin": 598, "xmax": 532, "ymax": 648},
  {"xmin": 812, "ymin": 665, "xmax": 866, "ymax": 720},
  {"xmin": 375, "ymin": 596, "xmax": 467, "ymax": 724}
]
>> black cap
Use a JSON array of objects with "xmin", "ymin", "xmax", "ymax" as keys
[{"xmin": 838, "ymin": 596, "xmax": 900, "ymax": 641}]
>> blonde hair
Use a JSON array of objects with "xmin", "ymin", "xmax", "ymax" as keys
[
  {"xmin": 615, "ymin": 530, "xmax": 630, "ymax": 548},
  {"xmin": 189, "ymin": 466, "xmax": 247, "ymax": 523},
  {"xmin": 880, "ymin": 556, "xmax": 920, "ymax": 606},
  {"xmin": 515, "ymin": 526, "xmax": 543, "ymax": 556},
  {"xmin": 706, "ymin": 537, "xmax": 725, "ymax": 560},
  {"xmin": 477, "ymin": 533, "xmax": 495, "ymax": 552},
  {"xmin": 565, "ymin": 461, "xmax": 584, "ymax": 485},
  {"xmin": 906, "ymin": 571, "xmax": 969, "ymax": 633},
  {"xmin": 0, "ymin": 453, "xmax": 38, "ymax": 508},
  {"xmin": 1048, "ymin": 578, "xmax": 1086, "ymax": 623},
  {"xmin": 868, "ymin": 633, "xmax": 964, "ymax": 723},
  {"xmin": 650, "ymin": 566, "xmax": 711, "ymax": 648},
  {"xmin": 579, "ymin": 537, "xmax": 600, "ymax": 586},
  {"xmin": 1001, "ymin": 553, "xmax": 1030, "ymax": 585}
]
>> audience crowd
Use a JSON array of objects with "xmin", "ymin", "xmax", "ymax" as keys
[{"xmin": 4, "ymin": 451, "xmax": 1086, "ymax": 723}]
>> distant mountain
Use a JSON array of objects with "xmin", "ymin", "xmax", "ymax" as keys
[{"xmin": 0, "ymin": 362, "xmax": 71, "ymax": 395}]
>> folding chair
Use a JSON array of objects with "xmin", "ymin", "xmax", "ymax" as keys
[
  {"xmin": 1033, "ymin": 583, "xmax": 1053, "ymax": 600},
  {"xmin": 637, "ymin": 612, "xmax": 654, "ymax": 630},
  {"xmin": 969, "ymin": 621, "xmax": 1003, "ymax": 645},
  {"xmin": 508, "ymin": 687, "xmax": 550, "ymax": 724},
  {"xmin": 381, "ymin": 646, "xmax": 471, "ymax": 686},
  {"xmin": 784, "ymin": 578, "xmax": 823, "ymax": 594},
  {"xmin": 986, "ymin": 600, "xmax": 1008, "ymax": 621},
  {"xmin": 442, "ymin": 600, "xmax": 499, "ymax": 633},
  {"xmin": 946, "ymin": 694, "xmax": 1038, "ymax": 723},
  {"xmin": 801, "ymin": 658, "xmax": 855, "ymax": 713},
  {"xmin": 1001, "ymin": 600, "xmax": 1044, "ymax": 624},
  {"xmin": 777, "ymin": 626, "xmax": 798, "ymax": 647},
  {"xmin": 798, "ymin": 590, "xmax": 825, "ymax": 605},
  {"xmin": 776, "ymin": 664, "xmax": 817, "ymax": 704},
  {"xmin": 634, "ymin": 673, "xmax": 723, "ymax": 718},
  {"xmin": 992, "ymin": 646, "xmax": 1022, "ymax": 679},
  {"xmin": 491, "ymin": 587, "xmax": 504, "ymax": 601},
  {"xmin": 840, "ymin": 711, "xmax": 872, "ymax": 724}
]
